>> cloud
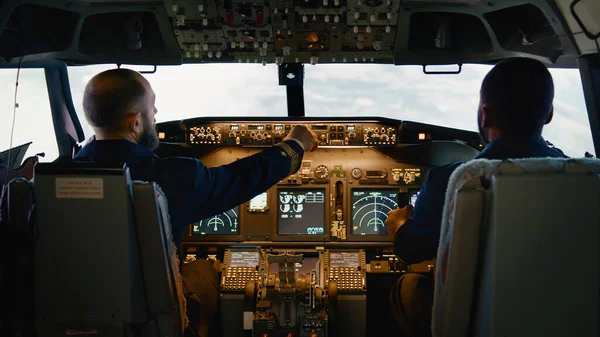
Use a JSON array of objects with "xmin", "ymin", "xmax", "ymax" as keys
[{"xmin": 0, "ymin": 63, "xmax": 595, "ymax": 165}]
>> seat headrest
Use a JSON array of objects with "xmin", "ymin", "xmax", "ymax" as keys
[{"xmin": 439, "ymin": 157, "xmax": 600, "ymax": 250}]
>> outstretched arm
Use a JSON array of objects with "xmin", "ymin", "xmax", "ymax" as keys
[{"xmin": 177, "ymin": 125, "xmax": 318, "ymax": 225}]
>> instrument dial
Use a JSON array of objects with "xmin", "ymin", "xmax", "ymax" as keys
[
  {"xmin": 351, "ymin": 168, "xmax": 362, "ymax": 179},
  {"xmin": 314, "ymin": 165, "xmax": 329, "ymax": 179}
]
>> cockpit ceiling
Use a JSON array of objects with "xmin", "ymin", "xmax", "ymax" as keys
[{"xmin": 0, "ymin": 0, "xmax": 597, "ymax": 68}]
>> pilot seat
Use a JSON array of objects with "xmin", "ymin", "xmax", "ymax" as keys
[
  {"xmin": 31, "ymin": 163, "xmax": 189, "ymax": 337},
  {"xmin": 433, "ymin": 158, "xmax": 600, "ymax": 337}
]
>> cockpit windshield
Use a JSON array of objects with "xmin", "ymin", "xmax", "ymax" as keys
[{"xmin": 0, "ymin": 63, "xmax": 595, "ymax": 160}]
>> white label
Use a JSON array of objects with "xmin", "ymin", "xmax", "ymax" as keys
[
  {"xmin": 56, "ymin": 178, "xmax": 104, "ymax": 199},
  {"xmin": 243, "ymin": 311, "xmax": 253, "ymax": 330}
]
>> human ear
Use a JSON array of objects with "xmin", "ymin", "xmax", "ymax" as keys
[
  {"xmin": 125, "ymin": 112, "xmax": 142, "ymax": 133},
  {"xmin": 545, "ymin": 106, "xmax": 554, "ymax": 125},
  {"xmin": 481, "ymin": 106, "xmax": 494, "ymax": 128}
]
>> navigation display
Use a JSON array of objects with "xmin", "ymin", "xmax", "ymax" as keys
[
  {"xmin": 278, "ymin": 188, "xmax": 326, "ymax": 235},
  {"xmin": 192, "ymin": 206, "xmax": 239, "ymax": 235},
  {"xmin": 351, "ymin": 189, "xmax": 399, "ymax": 235},
  {"xmin": 229, "ymin": 251, "xmax": 260, "ymax": 268},
  {"xmin": 330, "ymin": 252, "xmax": 360, "ymax": 268}
]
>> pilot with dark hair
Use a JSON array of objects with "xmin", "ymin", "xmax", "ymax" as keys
[
  {"xmin": 385, "ymin": 57, "xmax": 567, "ymax": 337},
  {"xmin": 73, "ymin": 68, "xmax": 319, "ymax": 337}
]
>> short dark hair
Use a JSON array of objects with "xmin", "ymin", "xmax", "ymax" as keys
[
  {"xmin": 480, "ymin": 57, "xmax": 554, "ymax": 135},
  {"xmin": 83, "ymin": 68, "xmax": 148, "ymax": 131}
]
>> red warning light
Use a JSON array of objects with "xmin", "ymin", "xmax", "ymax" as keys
[
  {"xmin": 226, "ymin": 11, "xmax": 233, "ymax": 26},
  {"xmin": 256, "ymin": 11, "xmax": 264, "ymax": 26}
]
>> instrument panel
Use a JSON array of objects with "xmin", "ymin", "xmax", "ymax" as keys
[
  {"xmin": 178, "ymin": 119, "xmax": 431, "ymax": 244},
  {"xmin": 156, "ymin": 117, "xmax": 483, "ymax": 246},
  {"xmin": 183, "ymin": 146, "xmax": 424, "ymax": 243},
  {"xmin": 187, "ymin": 122, "xmax": 397, "ymax": 147},
  {"xmin": 168, "ymin": 118, "xmax": 469, "ymax": 337}
]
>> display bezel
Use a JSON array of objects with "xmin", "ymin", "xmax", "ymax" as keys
[
  {"xmin": 186, "ymin": 205, "xmax": 245, "ymax": 242},
  {"xmin": 273, "ymin": 185, "xmax": 330, "ymax": 242},
  {"xmin": 247, "ymin": 191, "xmax": 270, "ymax": 213},
  {"xmin": 346, "ymin": 186, "xmax": 402, "ymax": 242},
  {"xmin": 191, "ymin": 205, "xmax": 241, "ymax": 236}
]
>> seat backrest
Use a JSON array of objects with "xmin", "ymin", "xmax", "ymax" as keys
[
  {"xmin": 433, "ymin": 158, "xmax": 600, "ymax": 337},
  {"xmin": 131, "ymin": 180, "xmax": 188, "ymax": 334},
  {"xmin": 0, "ymin": 178, "xmax": 35, "ymax": 337},
  {"xmin": 34, "ymin": 163, "xmax": 186, "ymax": 337}
]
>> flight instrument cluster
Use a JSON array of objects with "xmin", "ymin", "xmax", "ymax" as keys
[
  {"xmin": 162, "ymin": 117, "xmax": 469, "ymax": 337},
  {"xmin": 184, "ymin": 123, "xmax": 425, "ymax": 244},
  {"xmin": 187, "ymin": 121, "xmax": 397, "ymax": 146}
]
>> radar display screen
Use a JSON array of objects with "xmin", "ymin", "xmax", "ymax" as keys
[
  {"xmin": 192, "ymin": 206, "xmax": 239, "ymax": 235},
  {"xmin": 351, "ymin": 189, "xmax": 399, "ymax": 235},
  {"xmin": 229, "ymin": 251, "xmax": 259, "ymax": 268},
  {"xmin": 330, "ymin": 252, "xmax": 360, "ymax": 268},
  {"xmin": 278, "ymin": 188, "xmax": 326, "ymax": 235}
]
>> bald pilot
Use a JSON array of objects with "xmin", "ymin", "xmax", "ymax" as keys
[{"xmin": 73, "ymin": 68, "xmax": 319, "ymax": 337}]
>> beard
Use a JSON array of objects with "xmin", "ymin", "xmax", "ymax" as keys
[{"xmin": 138, "ymin": 115, "xmax": 160, "ymax": 151}]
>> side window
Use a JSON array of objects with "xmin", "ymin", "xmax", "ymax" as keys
[{"xmin": 0, "ymin": 69, "xmax": 57, "ymax": 162}]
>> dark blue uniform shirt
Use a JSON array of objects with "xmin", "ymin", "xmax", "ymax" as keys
[
  {"xmin": 73, "ymin": 139, "xmax": 304, "ymax": 247},
  {"xmin": 393, "ymin": 134, "xmax": 568, "ymax": 264}
]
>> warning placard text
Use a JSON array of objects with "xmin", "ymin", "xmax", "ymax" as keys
[{"xmin": 56, "ymin": 178, "xmax": 104, "ymax": 199}]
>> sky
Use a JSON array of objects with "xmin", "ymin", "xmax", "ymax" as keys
[{"xmin": 0, "ymin": 63, "xmax": 596, "ymax": 164}]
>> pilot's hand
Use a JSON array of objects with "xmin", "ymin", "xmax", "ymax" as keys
[
  {"xmin": 385, "ymin": 205, "xmax": 413, "ymax": 239},
  {"xmin": 285, "ymin": 125, "xmax": 319, "ymax": 152}
]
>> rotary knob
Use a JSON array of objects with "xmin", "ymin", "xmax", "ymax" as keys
[{"xmin": 349, "ymin": 132, "xmax": 356, "ymax": 139}]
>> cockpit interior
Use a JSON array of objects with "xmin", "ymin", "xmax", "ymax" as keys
[{"xmin": 1, "ymin": 1, "xmax": 599, "ymax": 337}]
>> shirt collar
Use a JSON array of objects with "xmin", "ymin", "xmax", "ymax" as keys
[
  {"xmin": 475, "ymin": 134, "xmax": 549, "ymax": 159},
  {"xmin": 76, "ymin": 139, "xmax": 157, "ymax": 160}
]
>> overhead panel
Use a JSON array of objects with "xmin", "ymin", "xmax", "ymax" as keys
[{"xmin": 163, "ymin": 0, "xmax": 400, "ymax": 64}]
